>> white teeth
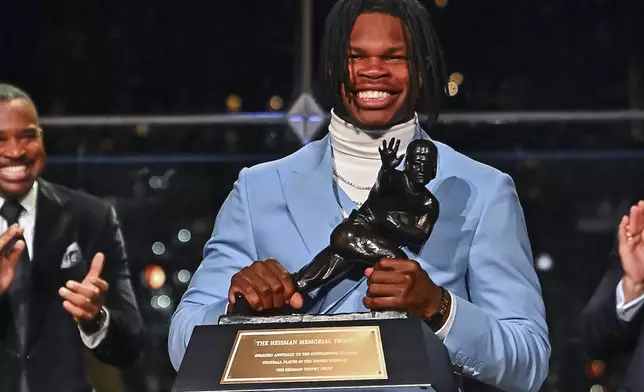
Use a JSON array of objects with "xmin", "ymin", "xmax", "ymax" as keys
[
  {"xmin": 357, "ymin": 91, "xmax": 391, "ymax": 100},
  {"xmin": 0, "ymin": 165, "xmax": 27, "ymax": 174}
]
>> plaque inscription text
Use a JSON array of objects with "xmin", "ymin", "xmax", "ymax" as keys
[{"xmin": 221, "ymin": 326, "xmax": 388, "ymax": 384}]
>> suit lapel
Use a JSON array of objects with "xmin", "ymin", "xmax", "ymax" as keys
[
  {"xmin": 279, "ymin": 136, "xmax": 343, "ymax": 257},
  {"xmin": 27, "ymin": 180, "xmax": 74, "ymax": 351}
]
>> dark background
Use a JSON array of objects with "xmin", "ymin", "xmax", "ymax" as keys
[
  {"xmin": 2, "ymin": 1, "xmax": 643, "ymax": 114},
  {"xmin": 2, "ymin": 1, "xmax": 644, "ymax": 391}
]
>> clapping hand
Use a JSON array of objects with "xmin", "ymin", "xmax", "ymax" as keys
[
  {"xmin": 58, "ymin": 252, "xmax": 109, "ymax": 324},
  {"xmin": 0, "ymin": 224, "xmax": 25, "ymax": 295},
  {"xmin": 619, "ymin": 201, "xmax": 644, "ymax": 302}
]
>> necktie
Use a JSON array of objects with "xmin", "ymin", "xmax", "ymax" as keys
[{"xmin": 1, "ymin": 199, "xmax": 31, "ymax": 391}]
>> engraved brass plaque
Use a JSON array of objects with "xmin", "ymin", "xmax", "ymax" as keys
[{"xmin": 221, "ymin": 326, "xmax": 388, "ymax": 384}]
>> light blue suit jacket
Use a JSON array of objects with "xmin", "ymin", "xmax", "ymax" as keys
[{"xmin": 168, "ymin": 130, "xmax": 551, "ymax": 392}]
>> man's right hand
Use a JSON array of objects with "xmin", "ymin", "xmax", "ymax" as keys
[
  {"xmin": 0, "ymin": 224, "xmax": 26, "ymax": 295},
  {"xmin": 619, "ymin": 201, "xmax": 644, "ymax": 303},
  {"xmin": 228, "ymin": 258, "xmax": 303, "ymax": 312}
]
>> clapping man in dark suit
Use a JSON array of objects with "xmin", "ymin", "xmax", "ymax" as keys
[
  {"xmin": 582, "ymin": 201, "xmax": 644, "ymax": 391},
  {"xmin": 0, "ymin": 83, "xmax": 143, "ymax": 392}
]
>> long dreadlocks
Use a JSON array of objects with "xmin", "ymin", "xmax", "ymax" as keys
[{"xmin": 319, "ymin": 0, "xmax": 447, "ymax": 127}]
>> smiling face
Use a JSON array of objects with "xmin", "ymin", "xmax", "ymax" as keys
[
  {"xmin": 0, "ymin": 99, "xmax": 46, "ymax": 199},
  {"xmin": 341, "ymin": 12, "xmax": 413, "ymax": 128}
]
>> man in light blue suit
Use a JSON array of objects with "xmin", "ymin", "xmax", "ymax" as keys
[{"xmin": 169, "ymin": 0, "xmax": 550, "ymax": 391}]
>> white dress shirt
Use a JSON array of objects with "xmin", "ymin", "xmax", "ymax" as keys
[
  {"xmin": 616, "ymin": 278, "xmax": 644, "ymax": 322},
  {"xmin": 328, "ymin": 110, "xmax": 456, "ymax": 339},
  {"xmin": 0, "ymin": 182, "xmax": 109, "ymax": 348}
]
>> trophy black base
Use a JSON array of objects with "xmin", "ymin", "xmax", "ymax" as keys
[{"xmin": 172, "ymin": 312, "xmax": 458, "ymax": 392}]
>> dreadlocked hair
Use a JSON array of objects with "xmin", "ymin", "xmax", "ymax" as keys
[{"xmin": 319, "ymin": 0, "xmax": 447, "ymax": 127}]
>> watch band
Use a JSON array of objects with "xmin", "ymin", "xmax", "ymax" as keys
[
  {"xmin": 80, "ymin": 307, "xmax": 107, "ymax": 335},
  {"xmin": 424, "ymin": 287, "xmax": 451, "ymax": 332}
]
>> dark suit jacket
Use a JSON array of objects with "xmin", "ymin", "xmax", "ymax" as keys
[
  {"xmin": 0, "ymin": 179, "xmax": 143, "ymax": 392},
  {"xmin": 581, "ymin": 246, "xmax": 644, "ymax": 392}
]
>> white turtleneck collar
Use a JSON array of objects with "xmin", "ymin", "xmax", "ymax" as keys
[
  {"xmin": 329, "ymin": 109, "xmax": 418, "ymax": 161},
  {"xmin": 328, "ymin": 109, "xmax": 419, "ymax": 210}
]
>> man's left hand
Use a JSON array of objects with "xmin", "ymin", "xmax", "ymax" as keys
[
  {"xmin": 363, "ymin": 258, "xmax": 442, "ymax": 319},
  {"xmin": 58, "ymin": 252, "xmax": 109, "ymax": 323}
]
